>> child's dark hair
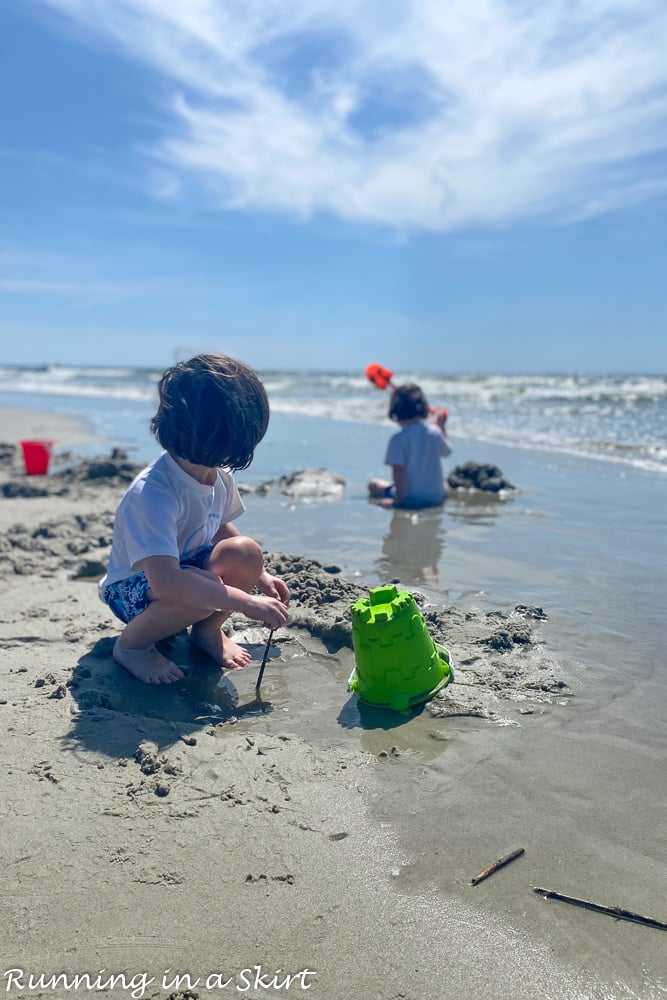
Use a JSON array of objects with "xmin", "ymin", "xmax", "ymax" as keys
[
  {"xmin": 389, "ymin": 383, "xmax": 429, "ymax": 422},
  {"xmin": 151, "ymin": 354, "xmax": 269, "ymax": 470}
]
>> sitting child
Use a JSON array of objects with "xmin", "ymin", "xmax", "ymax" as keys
[
  {"xmin": 99, "ymin": 353, "xmax": 289, "ymax": 685},
  {"xmin": 368, "ymin": 383, "xmax": 452, "ymax": 508}
]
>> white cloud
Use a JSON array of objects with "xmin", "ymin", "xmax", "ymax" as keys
[{"xmin": 39, "ymin": 0, "xmax": 667, "ymax": 230}]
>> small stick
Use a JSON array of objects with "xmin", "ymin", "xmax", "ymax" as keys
[
  {"xmin": 255, "ymin": 629, "xmax": 274, "ymax": 696},
  {"xmin": 471, "ymin": 847, "xmax": 525, "ymax": 886},
  {"xmin": 532, "ymin": 887, "xmax": 667, "ymax": 931}
]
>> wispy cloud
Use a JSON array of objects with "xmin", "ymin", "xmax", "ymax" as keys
[
  {"xmin": 38, "ymin": 0, "xmax": 667, "ymax": 230},
  {"xmin": 0, "ymin": 247, "xmax": 212, "ymax": 305}
]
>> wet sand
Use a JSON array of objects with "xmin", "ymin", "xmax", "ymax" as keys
[
  {"xmin": 1, "ymin": 407, "xmax": 666, "ymax": 1000},
  {"xmin": 0, "ymin": 405, "xmax": 100, "ymax": 449}
]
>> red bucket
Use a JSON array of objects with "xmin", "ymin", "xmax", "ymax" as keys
[{"xmin": 19, "ymin": 439, "xmax": 55, "ymax": 476}]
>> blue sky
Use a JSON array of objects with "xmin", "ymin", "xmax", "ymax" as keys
[{"xmin": 1, "ymin": 1, "xmax": 666, "ymax": 373}]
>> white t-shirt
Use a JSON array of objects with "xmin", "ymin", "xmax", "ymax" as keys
[
  {"xmin": 99, "ymin": 452, "xmax": 245, "ymax": 595},
  {"xmin": 385, "ymin": 422, "xmax": 452, "ymax": 505}
]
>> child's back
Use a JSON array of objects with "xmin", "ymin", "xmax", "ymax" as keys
[
  {"xmin": 368, "ymin": 382, "xmax": 452, "ymax": 509},
  {"xmin": 386, "ymin": 420, "xmax": 451, "ymax": 506}
]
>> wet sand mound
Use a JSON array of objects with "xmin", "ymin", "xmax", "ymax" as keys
[
  {"xmin": 239, "ymin": 468, "xmax": 346, "ymax": 501},
  {"xmin": 0, "ymin": 447, "xmax": 143, "ymax": 498},
  {"xmin": 261, "ymin": 552, "xmax": 566, "ymax": 720},
  {"xmin": 447, "ymin": 461, "xmax": 516, "ymax": 495},
  {"xmin": 0, "ymin": 510, "xmax": 114, "ymax": 578}
]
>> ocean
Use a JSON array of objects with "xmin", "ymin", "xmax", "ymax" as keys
[{"xmin": 1, "ymin": 363, "xmax": 666, "ymax": 475}]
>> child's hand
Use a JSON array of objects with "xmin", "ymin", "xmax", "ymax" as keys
[
  {"xmin": 245, "ymin": 594, "xmax": 289, "ymax": 629},
  {"xmin": 258, "ymin": 571, "xmax": 290, "ymax": 605}
]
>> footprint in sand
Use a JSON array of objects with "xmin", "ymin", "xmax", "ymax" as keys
[{"xmin": 29, "ymin": 761, "xmax": 59, "ymax": 784}]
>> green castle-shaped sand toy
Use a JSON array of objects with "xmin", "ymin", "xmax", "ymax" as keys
[{"xmin": 348, "ymin": 584, "xmax": 453, "ymax": 712}]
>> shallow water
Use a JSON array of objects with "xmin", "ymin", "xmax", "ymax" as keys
[
  {"xmin": 245, "ymin": 415, "xmax": 667, "ymax": 675},
  {"xmin": 232, "ymin": 424, "xmax": 667, "ymax": 997}
]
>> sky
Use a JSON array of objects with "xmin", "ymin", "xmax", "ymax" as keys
[{"xmin": 1, "ymin": 0, "xmax": 666, "ymax": 374}]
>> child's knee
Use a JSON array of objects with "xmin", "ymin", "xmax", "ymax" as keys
[
  {"xmin": 232, "ymin": 535, "xmax": 264, "ymax": 574},
  {"xmin": 207, "ymin": 535, "xmax": 264, "ymax": 587},
  {"xmin": 368, "ymin": 479, "xmax": 393, "ymax": 499}
]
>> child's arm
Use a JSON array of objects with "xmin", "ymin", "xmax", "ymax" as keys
[
  {"xmin": 258, "ymin": 569, "xmax": 290, "ymax": 604},
  {"xmin": 211, "ymin": 521, "xmax": 242, "ymax": 543},
  {"xmin": 434, "ymin": 412, "xmax": 453, "ymax": 456},
  {"xmin": 390, "ymin": 464, "xmax": 408, "ymax": 505},
  {"xmin": 141, "ymin": 555, "xmax": 288, "ymax": 629}
]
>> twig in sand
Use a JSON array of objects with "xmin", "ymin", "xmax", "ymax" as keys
[
  {"xmin": 255, "ymin": 629, "xmax": 275, "ymax": 698},
  {"xmin": 532, "ymin": 887, "xmax": 667, "ymax": 931},
  {"xmin": 471, "ymin": 847, "xmax": 525, "ymax": 886}
]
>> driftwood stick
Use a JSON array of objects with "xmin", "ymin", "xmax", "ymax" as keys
[
  {"xmin": 471, "ymin": 847, "xmax": 525, "ymax": 886},
  {"xmin": 532, "ymin": 887, "xmax": 667, "ymax": 931},
  {"xmin": 255, "ymin": 629, "xmax": 275, "ymax": 695}
]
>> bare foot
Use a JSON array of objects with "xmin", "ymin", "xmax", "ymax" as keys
[
  {"xmin": 113, "ymin": 640, "xmax": 185, "ymax": 684},
  {"xmin": 190, "ymin": 625, "xmax": 252, "ymax": 670}
]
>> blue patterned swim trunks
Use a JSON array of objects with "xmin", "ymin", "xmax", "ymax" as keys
[{"xmin": 103, "ymin": 546, "xmax": 213, "ymax": 624}]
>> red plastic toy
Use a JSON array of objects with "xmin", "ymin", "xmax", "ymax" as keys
[{"xmin": 364, "ymin": 363, "xmax": 448, "ymax": 421}]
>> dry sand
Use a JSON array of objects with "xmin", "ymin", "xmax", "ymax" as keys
[{"xmin": 1, "ymin": 407, "xmax": 665, "ymax": 1000}]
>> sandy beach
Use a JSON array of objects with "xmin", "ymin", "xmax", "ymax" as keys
[{"xmin": 1, "ymin": 406, "xmax": 666, "ymax": 1000}]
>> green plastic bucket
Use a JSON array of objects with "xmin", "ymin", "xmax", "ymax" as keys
[{"xmin": 348, "ymin": 584, "xmax": 452, "ymax": 712}]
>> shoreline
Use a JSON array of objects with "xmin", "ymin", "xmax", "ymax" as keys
[
  {"xmin": 3, "ymin": 392, "xmax": 667, "ymax": 481},
  {"xmin": 1, "ymin": 410, "xmax": 666, "ymax": 998},
  {"xmin": 0, "ymin": 404, "xmax": 100, "ymax": 451}
]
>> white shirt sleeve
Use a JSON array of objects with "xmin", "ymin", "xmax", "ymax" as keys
[
  {"xmin": 218, "ymin": 471, "xmax": 245, "ymax": 523},
  {"xmin": 120, "ymin": 480, "xmax": 181, "ymax": 570},
  {"xmin": 385, "ymin": 432, "xmax": 406, "ymax": 467}
]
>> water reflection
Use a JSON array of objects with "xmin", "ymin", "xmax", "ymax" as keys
[
  {"xmin": 445, "ymin": 489, "xmax": 509, "ymax": 527},
  {"xmin": 337, "ymin": 693, "xmax": 453, "ymax": 761},
  {"xmin": 375, "ymin": 508, "xmax": 446, "ymax": 586}
]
